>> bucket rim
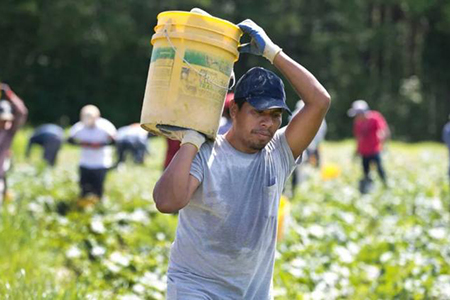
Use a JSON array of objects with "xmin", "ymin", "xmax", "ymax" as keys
[
  {"xmin": 151, "ymin": 31, "xmax": 240, "ymax": 59},
  {"xmin": 154, "ymin": 23, "xmax": 242, "ymax": 44},
  {"xmin": 157, "ymin": 11, "xmax": 241, "ymax": 34}
]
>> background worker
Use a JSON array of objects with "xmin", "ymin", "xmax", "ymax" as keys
[
  {"xmin": 443, "ymin": 114, "xmax": 450, "ymax": 182},
  {"xmin": 26, "ymin": 123, "xmax": 64, "ymax": 166},
  {"xmin": 115, "ymin": 123, "xmax": 149, "ymax": 167},
  {"xmin": 153, "ymin": 18, "xmax": 331, "ymax": 299},
  {"xmin": 68, "ymin": 105, "xmax": 116, "ymax": 202},
  {"xmin": 0, "ymin": 83, "xmax": 28, "ymax": 203},
  {"xmin": 348, "ymin": 99, "xmax": 390, "ymax": 193}
]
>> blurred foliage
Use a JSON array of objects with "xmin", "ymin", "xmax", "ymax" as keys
[
  {"xmin": 1, "ymin": 131, "xmax": 449, "ymax": 299},
  {"xmin": 1, "ymin": 0, "xmax": 450, "ymax": 140}
]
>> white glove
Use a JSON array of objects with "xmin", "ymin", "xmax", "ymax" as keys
[
  {"xmin": 171, "ymin": 129, "xmax": 206, "ymax": 152},
  {"xmin": 190, "ymin": 8, "xmax": 211, "ymax": 16},
  {"xmin": 237, "ymin": 19, "xmax": 282, "ymax": 64}
]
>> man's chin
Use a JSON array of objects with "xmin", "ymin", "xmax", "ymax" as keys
[{"xmin": 249, "ymin": 139, "xmax": 271, "ymax": 151}]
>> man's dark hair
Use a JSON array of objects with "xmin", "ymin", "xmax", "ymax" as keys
[{"xmin": 233, "ymin": 97, "xmax": 246, "ymax": 109}]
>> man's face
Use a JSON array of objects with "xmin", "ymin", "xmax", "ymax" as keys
[
  {"xmin": 81, "ymin": 115, "xmax": 97, "ymax": 128},
  {"xmin": 355, "ymin": 111, "xmax": 367, "ymax": 120},
  {"xmin": 231, "ymin": 102, "xmax": 282, "ymax": 151}
]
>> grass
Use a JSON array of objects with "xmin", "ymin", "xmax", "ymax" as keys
[{"xmin": 1, "ymin": 129, "xmax": 449, "ymax": 299}]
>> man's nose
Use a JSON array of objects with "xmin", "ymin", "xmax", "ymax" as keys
[{"xmin": 260, "ymin": 115, "xmax": 273, "ymax": 128}]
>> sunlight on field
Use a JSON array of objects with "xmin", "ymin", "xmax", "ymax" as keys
[{"xmin": 1, "ymin": 132, "xmax": 449, "ymax": 299}]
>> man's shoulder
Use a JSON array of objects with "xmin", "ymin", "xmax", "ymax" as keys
[
  {"xmin": 96, "ymin": 118, "xmax": 117, "ymax": 135},
  {"xmin": 70, "ymin": 122, "xmax": 84, "ymax": 132},
  {"xmin": 368, "ymin": 111, "xmax": 385, "ymax": 121},
  {"xmin": 97, "ymin": 118, "xmax": 115, "ymax": 128},
  {"xmin": 201, "ymin": 135, "xmax": 224, "ymax": 152},
  {"xmin": 197, "ymin": 134, "xmax": 241, "ymax": 161},
  {"xmin": 197, "ymin": 138, "xmax": 216, "ymax": 156}
]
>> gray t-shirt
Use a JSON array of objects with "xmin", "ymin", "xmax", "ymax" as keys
[{"xmin": 167, "ymin": 127, "xmax": 299, "ymax": 300}]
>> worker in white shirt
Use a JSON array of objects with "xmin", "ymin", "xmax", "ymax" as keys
[{"xmin": 68, "ymin": 105, "xmax": 117, "ymax": 205}]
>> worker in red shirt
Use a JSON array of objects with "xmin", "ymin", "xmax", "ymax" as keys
[{"xmin": 348, "ymin": 100, "xmax": 389, "ymax": 192}]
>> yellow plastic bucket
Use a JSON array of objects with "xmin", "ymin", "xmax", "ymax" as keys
[
  {"xmin": 321, "ymin": 163, "xmax": 342, "ymax": 180},
  {"xmin": 140, "ymin": 11, "xmax": 242, "ymax": 140}
]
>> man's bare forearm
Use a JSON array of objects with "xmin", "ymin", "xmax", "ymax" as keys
[
  {"xmin": 274, "ymin": 52, "xmax": 331, "ymax": 158},
  {"xmin": 274, "ymin": 52, "xmax": 330, "ymax": 109},
  {"xmin": 153, "ymin": 144, "xmax": 198, "ymax": 213}
]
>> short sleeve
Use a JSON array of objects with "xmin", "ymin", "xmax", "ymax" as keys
[
  {"xmin": 190, "ymin": 144, "xmax": 209, "ymax": 183},
  {"xmin": 99, "ymin": 119, "xmax": 117, "ymax": 137}
]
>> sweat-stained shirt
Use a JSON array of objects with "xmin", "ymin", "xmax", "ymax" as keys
[{"xmin": 167, "ymin": 127, "xmax": 300, "ymax": 300}]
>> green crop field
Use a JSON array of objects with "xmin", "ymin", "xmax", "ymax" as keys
[{"xmin": 1, "ymin": 130, "xmax": 449, "ymax": 299}]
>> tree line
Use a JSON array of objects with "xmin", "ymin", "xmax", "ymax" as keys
[{"xmin": 1, "ymin": 0, "xmax": 449, "ymax": 141}]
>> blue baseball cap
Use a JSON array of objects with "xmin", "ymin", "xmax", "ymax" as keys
[{"xmin": 234, "ymin": 67, "xmax": 292, "ymax": 115}]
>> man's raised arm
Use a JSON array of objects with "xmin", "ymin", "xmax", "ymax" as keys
[
  {"xmin": 274, "ymin": 53, "xmax": 331, "ymax": 159},
  {"xmin": 238, "ymin": 20, "xmax": 331, "ymax": 159},
  {"xmin": 2, "ymin": 83, "xmax": 28, "ymax": 128}
]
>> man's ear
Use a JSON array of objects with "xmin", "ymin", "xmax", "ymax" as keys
[{"xmin": 230, "ymin": 100, "xmax": 238, "ymax": 119}]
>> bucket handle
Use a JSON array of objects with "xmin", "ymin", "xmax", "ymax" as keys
[{"xmin": 163, "ymin": 28, "xmax": 236, "ymax": 91}]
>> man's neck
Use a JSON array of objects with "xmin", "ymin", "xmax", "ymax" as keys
[{"xmin": 225, "ymin": 129, "xmax": 259, "ymax": 154}]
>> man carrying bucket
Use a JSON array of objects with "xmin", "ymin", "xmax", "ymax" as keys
[{"xmin": 153, "ymin": 19, "xmax": 331, "ymax": 299}]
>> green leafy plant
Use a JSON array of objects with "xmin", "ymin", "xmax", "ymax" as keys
[{"xmin": 1, "ymin": 134, "xmax": 449, "ymax": 299}]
